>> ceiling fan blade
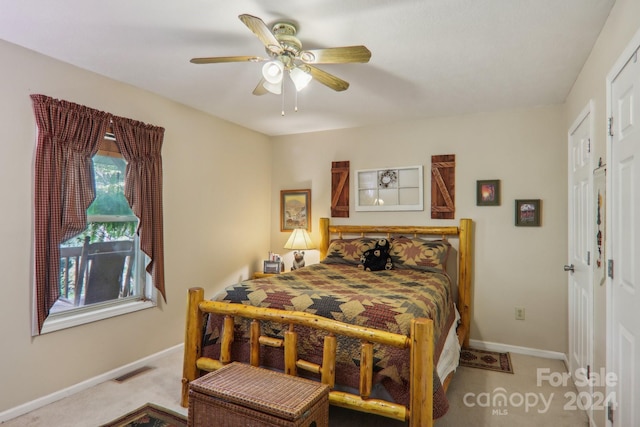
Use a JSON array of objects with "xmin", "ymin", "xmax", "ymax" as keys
[
  {"xmin": 238, "ymin": 14, "xmax": 283, "ymax": 55},
  {"xmin": 304, "ymin": 65, "xmax": 350, "ymax": 91},
  {"xmin": 190, "ymin": 55, "xmax": 266, "ymax": 64},
  {"xmin": 300, "ymin": 46, "xmax": 371, "ymax": 64},
  {"xmin": 252, "ymin": 79, "xmax": 269, "ymax": 96}
]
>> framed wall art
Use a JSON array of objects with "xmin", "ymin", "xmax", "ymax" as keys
[
  {"xmin": 515, "ymin": 199, "xmax": 541, "ymax": 227},
  {"xmin": 281, "ymin": 189, "xmax": 311, "ymax": 232},
  {"xmin": 355, "ymin": 165, "xmax": 423, "ymax": 211},
  {"xmin": 263, "ymin": 260, "xmax": 283, "ymax": 274},
  {"xmin": 477, "ymin": 179, "xmax": 501, "ymax": 206}
]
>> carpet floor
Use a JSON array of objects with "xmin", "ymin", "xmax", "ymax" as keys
[{"xmin": 2, "ymin": 347, "xmax": 590, "ymax": 427}]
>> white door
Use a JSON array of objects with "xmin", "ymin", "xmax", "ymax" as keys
[
  {"xmin": 567, "ymin": 105, "xmax": 593, "ymax": 417},
  {"xmin": 608, "ymin": 44, "xmax": 640, "ymax": 427}
]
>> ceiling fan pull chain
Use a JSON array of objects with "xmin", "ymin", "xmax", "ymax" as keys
[{"xmin": 294, "ymin": 87, "xmax": 298, "ymax": 112}]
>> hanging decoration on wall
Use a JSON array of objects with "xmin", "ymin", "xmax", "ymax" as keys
[
  {"xmin": 281, "ymin": 189, "xmax": 311, "ymax": 231},
  {"xmin": 515, "ymin": 199, "xmax": 541, "ymax": 226},
  {"xmin": 378, "ymin": 169, "xmax": 398, "ymax": 188},
  {"xmin": 431, "ymin": 154, "xmax": 456, "ymax": 219},
  {"xmin": 355, "ymin": 166, "xmax": 423, "ymax": 211},
  {"xmin": 331, "ymin": 161, "xmax": 350, "ymax": 217},
  {"xmin": 594, "ymin": 164, "xmax": 606, "ymax": 285}
]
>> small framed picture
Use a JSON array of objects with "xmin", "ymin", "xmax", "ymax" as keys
[
  {"xmin": 263, "ymin": 261, "xmax": 282, "ymax": 274},
  {"xmin": 515, "ymin": 199, "xmax": 541, "ymax": 227},
  {"xmin": 281, "ymin": 189, "xmax": 311, "ymax": 232},
  {"xmin": 477, "ymin": 180, "xmax": 500, "ymax": 206}
]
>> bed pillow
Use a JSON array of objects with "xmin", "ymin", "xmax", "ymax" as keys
[
  {"xmin": 321, "ymin": 238, "xmax": 377, "ymax": 265},
  {"xmin": 390, "ymin": 237, "xmax": 451, "ymax": 272}
]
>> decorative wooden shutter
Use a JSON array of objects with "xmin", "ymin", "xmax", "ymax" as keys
[
  {"xmin": 431, "ymin": 155, "xmax": 455, "ymax": 219},
  {"xmin": 331, "ymin": 161, "xmax": 350, "ymax": 217}
]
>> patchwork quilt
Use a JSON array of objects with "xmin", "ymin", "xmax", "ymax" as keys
[{"xmin": 201, "ymin": 262, "xmax": 455, "ymax": 418}]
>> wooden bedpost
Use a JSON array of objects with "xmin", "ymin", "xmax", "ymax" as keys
[
  {"xmin": 458, "ymin": 218, "xmax": 473, "ymax": 348},
  {"xmin": 409, "ymin": 318, "xmax": 433, "ymax": 427},
  {"xmin": 319, "ymin": 217, "xmax": 330, "ymax": 259},
  {"xmin": 181, "ymin": 287, "xmax": 205, "ymax": 407}
]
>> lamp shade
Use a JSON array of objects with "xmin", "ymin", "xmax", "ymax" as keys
[
  {"xmin": 284, "ymin": 228, "xmax": 315, "ymax": 250},
  {"xmin": 262, "ymin": 79, "xmax": 282, "ymax": 94},
  {"xmin": 290, "ymin": 67, "xmax": 312, "ymax": 91},
  {"xmin": 262, "ymin": 60, "xmax": 284, "ymax": 84}
]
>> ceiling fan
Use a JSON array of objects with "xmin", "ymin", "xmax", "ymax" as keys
[{"xmin": 190, "ymin": 14, "xmax": 371, "ymax": 96}]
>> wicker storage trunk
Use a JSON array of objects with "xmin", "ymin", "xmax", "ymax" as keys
[{"xmin": 188, "ymin": 362, "xmax": 330, "ymax": 427}]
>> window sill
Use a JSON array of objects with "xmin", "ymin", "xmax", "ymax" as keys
[{"xmin": 37, "ymin": 299, "xmax": 156, "ymax": 335}]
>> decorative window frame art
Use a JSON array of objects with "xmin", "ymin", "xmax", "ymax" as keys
[
  {"xmin": 355, "ymin": 165, "xmax": 424, "ymax": 211},
  {"xmin": 515, "ymin": 199, "xmax": 541, "ymax": 227},
  {"xmin": 281, "ymin": 189, "xmax": 311, "ymax": 232},
  {"xmin": 476, "ymin": 179, "xmax": 501, "ymax": 206}
]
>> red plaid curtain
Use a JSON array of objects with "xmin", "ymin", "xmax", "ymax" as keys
[
  {"xmin": 31, "ymin": 95, "xmax": 111, "ymax": 333},
  {"xmin": 112, "ymin": 118, "xmax": 166, "ymax": 303},
  {"xmin": 31, "ymin": 95, "xmax": 166, "ymax": 333}
]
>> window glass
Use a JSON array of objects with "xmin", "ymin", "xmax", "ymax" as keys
[{"xmin": 54, "ymin": 153, "xmax": 145, "ymax": 314}]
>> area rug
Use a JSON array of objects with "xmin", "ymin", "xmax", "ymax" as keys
[
  {"xmin": 459, "ymin": 348, "xmax": 513, "ymax": 373},
  {"xmin": 100, "ymin": 403, "xmax": 186, "ymax": 427}
]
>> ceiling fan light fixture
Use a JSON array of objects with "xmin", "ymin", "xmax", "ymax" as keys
[
  {"xmin": 262, "ymin": 60, "xmax": 284, "ymax": 84},
  {"xmin": 262, "ymin": 80, "xmax": 282, "ymax": 95},
  {"xmin": 290, "ymin": 67, "xmax": 312, "ymax": 91}
]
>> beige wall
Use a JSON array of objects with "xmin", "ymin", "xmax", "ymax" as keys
[
  {"xmin": 0, "ymin": 39, "xmax": 271, "ymax": 413},
  {"xmin": 564, "ymin": 0, "xmax": 640, "ymax": 425},
  {"xmin": 271, "ymin": 106, "xmax": 569, "ymax": 353}
]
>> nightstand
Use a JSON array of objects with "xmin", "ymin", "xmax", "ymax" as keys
[{"xmin": 253, "ymin": 272, "xmax": 278, "ymax": 279}]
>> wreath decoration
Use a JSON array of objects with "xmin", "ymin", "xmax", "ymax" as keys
[{"xmin": 378, "ymin": 170, "xmax": 398, "ymax": 188}]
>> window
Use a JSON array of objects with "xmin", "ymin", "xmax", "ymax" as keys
[
  {"xmin": 41, "ymin": 135, "xmax": 156, "ymax": 333},
  {"xmin": 31, "ymin": 94, "xmax": 166, "ymax": 335},
  {"xmin": 32, "ymin": 94, "xmax": 165, "ymax": 335}
]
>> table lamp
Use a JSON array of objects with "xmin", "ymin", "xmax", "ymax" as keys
[{"xmin": 284, "ymin": 228, "xmax": 315, "ymax": 270}]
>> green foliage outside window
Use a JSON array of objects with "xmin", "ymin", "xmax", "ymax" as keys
[
  {"xmin": 62, "ymin": 155, "xmax": 138, "ymax": 247},
  {"xmin": 88, "ymin": 156, "xmax": 130, "ymax": 216}
]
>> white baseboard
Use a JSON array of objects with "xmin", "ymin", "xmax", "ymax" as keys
[
  {"xmin": 0, "ymin": 344, "xmax": 184, "ymax": 424},
  {"xmin": 468, "ymin": 339, "xmax": 569, "ymax": 366}
]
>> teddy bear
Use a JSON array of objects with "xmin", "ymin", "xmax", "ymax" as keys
[
  {"xmin": 359, "ymin": 238, "xmax": 393, "ymax": 271},
  {"xmin": 291, "ymin": 250, "xmax": 306, "ymax": 270}
]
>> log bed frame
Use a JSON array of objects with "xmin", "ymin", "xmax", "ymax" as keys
[{"xmin": 181, "ymin": 217, "xmax": 472, "ymax": 427}]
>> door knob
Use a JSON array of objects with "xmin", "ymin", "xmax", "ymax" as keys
[{"xmin": 564, "ymin": 264, "xmax": 575, "ymax": 272}]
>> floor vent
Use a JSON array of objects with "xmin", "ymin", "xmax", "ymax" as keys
[{"xmin": 113, "ymin": 366, "xmax": 154, "ymax": 383}]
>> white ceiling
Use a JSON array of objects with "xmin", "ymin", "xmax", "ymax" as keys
[{"xmin": 0, "ymin": 0, "xmax": 615, "ymax": 136}]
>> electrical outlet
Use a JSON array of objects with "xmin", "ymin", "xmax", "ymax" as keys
[{"xmin": 515, "ymin": 307, "xmax": 525, "ymax": 320}]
